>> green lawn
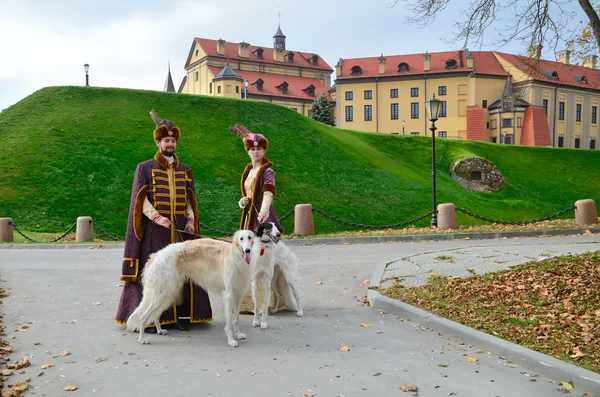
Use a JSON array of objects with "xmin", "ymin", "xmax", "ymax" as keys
[{"xmin": 0, "ymin": 86, "xmax": 598, "ymax": 238}]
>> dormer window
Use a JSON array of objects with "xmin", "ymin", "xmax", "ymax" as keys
[
  {"xmin": 253, "ymin": 78, "xmax": 264, "ymax": 92},
  {"xmin": 398, "ymin": 62, "xmax": 410, "ymax": 72},
  {"xmin": 572, "ymin": 74, "xmax": 587, "ymax": 83},
  {"xmin": 254, "ymin": 47, "xmax": 264, "ymax": 60},
  {"xmin": 309, "ymin": 54, "xmax": 319, "ymax": 66},
  {"xmin": 303, "ymin": 84, "xmax": 316, "ymax": 97},
  {"xmin": 445, "ymin": 59, "xmax": 458, "ymax": 69},
  {"xmin": 276, "ymin": 81, "xmax": 289, "ymax": 94},
  {"xmin": 286, "ymin": 51, "xmax": 295, "ymax": 63},
  {"xmin": 543, "ymin": 70, "xmax": 559, "ymax": 79},
  {"xmin": 350, "ymin": 66, "xmax": 363, "ymax": 75}
]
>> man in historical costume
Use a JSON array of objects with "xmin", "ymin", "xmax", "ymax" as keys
[{"xmin": 115, "ymin": 116, "xmax": 212, "ymax": 332}]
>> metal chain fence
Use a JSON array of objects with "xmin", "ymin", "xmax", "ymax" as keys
[
  {"xmin": 199, "ymin": 222, "xmax": 234, "ymax": 236},
  {"xmin": 455, "ymin": 204, "xmax": 576, "ymax": 225},
  {"xmin": 91, "ymin": 219, "xmax": 121, "ymax": 241},
  {"xmin": 48, "ymin": 221, "xmax": 77, "ymax": 242},
  {"xmin": 279, "ymin": 208, "xmax": 295, "ymax": 222},
  {"xmin": 8, "ymin": 220, "xmax": 39, "ymax": 243},
  {"xmin": 311, "ymin": 207, "xmax": 435, "ymax": 229}
]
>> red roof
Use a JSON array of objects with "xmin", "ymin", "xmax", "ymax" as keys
[
  {"xmin": 337, "ymin": 51, "xmax": 508, "ymax": 79},
  {"xmin": 493, "ymin": 52, "xmax": 600, "ymax": 90},
  {"xmin": 207, "ymin": 66, "xmax": 332, "ymax": 101},
  {"xmin": 192, "ymin": 38, "xmax": 333, "ymax": 72}
]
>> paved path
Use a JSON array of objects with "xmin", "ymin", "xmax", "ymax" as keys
[{"xmin": 1, "ymin": 235, "xmax": 599, "ymax": 396}]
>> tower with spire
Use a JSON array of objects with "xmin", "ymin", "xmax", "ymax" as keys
[
  {"xmin": 164, "ymin": 62, "xmax": 175, "ymax": 92},
  {"xmin": 273, "ymin": 12, "xmax": 286, "ymax": 50}
]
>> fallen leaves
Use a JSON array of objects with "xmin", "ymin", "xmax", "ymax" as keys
[
  {"xmin": 558, "ymin": 381, "xmax": 573, "ymax": 390},
  {"xmin": 315, "ymin": 281, "xmax": 323, "ymax": 285},
  {"xmin": 92, "ymin": 302, "xmax": 102, "ymax": 306},
  {"xmin": 399, "ymin": 383, "xmax": 418, "ymax": 392},
  {"xmin": 2, "ymin": 369, "xmax": 14, "ymax": 376},
  {"xmin": 64, "ymin": 385, "xmax": 78, "ymax": 391},
  {"xmin": 59, "ymin": 350, "xmax": 71, "ymax": 356},
  {"xmin": 360, "ymin": 323, "xmax": 372, "ymax": 328},
  {"xmin": 570, "ymin": 346, "xmax": 586, "ymax": 359},
  {"xmin": 467, "ymin": 357, "xmax": 479, "ymax": 363},
  {"xmin": 303, "ymin": 394, "xmax": 317, "ymax": 397},
  {"xmin": 339, "ymin": 345, "xmax": 352, "ymax": 352},
  {"xmin": 362, "ymin": 279, "xmax": 370, "ymax": 286},
  {"xmin": 40, "ymin": 363, "xmax": 54, "ymax": 369},
  {"xmin": 7, "ymin": 354, "xmax": 30, "ymax": 370}
]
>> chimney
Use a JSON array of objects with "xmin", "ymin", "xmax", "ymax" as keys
[
  {"xmin": 238, "ymin": 41, "xmax": 249, "ymax": 58},
  {"xmin": 274, "ymin": 47, "xmax": 284, "ymax": 62},
  {"xmin": 378, "ymin": 53, "xmax": 386, "ymax": 74},
  {"xmin": 527, "ymin": 44, "xmax": 543, "ymax": 60},
  {"xmin": 555, "ymin": 49, "xmax": 571, "ymax": 64},
  {"xmin": 335, "ymin": 58, "xmax": 342, "ymax": 76},
  {"xmin": 583, "ymin": 55, "xmax": 598, "ymax": 69},
  {"xmin": 466, "ymin": 49, "xmax": 474, "ymax": 70},
  {"xmin": 216, "ymin": 38, "xmax": 225, "ymax": 56},
  {"xmin": 423, "ymin": 51, "xmax": 431, "ymax": 72}
]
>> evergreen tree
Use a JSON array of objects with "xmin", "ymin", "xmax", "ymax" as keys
[{"xmin": 308, "ymin": 93, "xmax": 334, "ymax": 126}]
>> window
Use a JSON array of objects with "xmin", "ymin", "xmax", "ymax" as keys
[
  {"xmin": 517, "ymin": 117, "xmax": 522, "ymax": 127},
  {"xmin": 291, "ymin": 107, "xmax": 298, "ymax": 112},
  {"xmin": 411, "ymin": 132, "xmax": 419, "ymax": 136},
  {"xmin": 558, "ymin": 136, "xmax": 564, "ymax": 147},
  {"xmin": 391, "ymin": 103, "xmax": 399, "ymax": 120},
  {"xmin": 218, "ymin": 86, "xmax": 221, "ymax": 94},
  {"xmin": 486, "ymin": 121, "xmax": 490, "ymax": 129},
  {"xmin": 195, "ymin": 50, "xmax": 199, "ymax": 57},
  {"xmin": 345, "ymin": 106, "xmax": 353, "ymax": 122},
  {"xmin": 364, "ymin": 105, "xmax": 373, "ymax": 121},
  {"xmin": 255, "ymin": 79, "xmax": 264, "ymax": 92},
  {"xmin": 410, "ymin": 88, "xmax": 419, "ymax": 97},
  {"xmin": 592, "ymin": 106, "xmax": 597, "ymax": 124},
  {"xmin": 287, "ymin": 52, "xmax": 295, "ymax": 63},
  {"xmin": 350, "ymin": 66, "xmax": 363, "ymax": 75},
  {"xmin": 591, "ymin": 139, "xmax": 596, "ymax": 149},
  {"xmin": 445, "ymin": 59, "xmax": 457, "ymax": 69},
  {"xmin": 364, "ymin": 90, "xmax": 372, "ymax": 100},
  {"xmin": 209, "ymin": 83, "xmax": 212, "ymax": 94},
  {"xmin": 559, "ymin": 102, "xmax": 565, "ymax": 120},
  {"xmin": 542, "ymin": 99, "xmax": 548, "ymax": 114},
  {"xmin": 490, "ymin": 119, "xmax": 497, "ymax": 129},
  {"xmin": 502, "ymin": 118, "xmax": 512, "ymax": 127},
  {"xmin": 195, "ymin": 71, "xmax": 199, "ymax": 81},
  {"xmin": 575, "ymin": 138, "xmax": 581, "ymax": 148},
  {"xmin": 345, "ymin": 91, "xmax": 353, "ymax": 101},
  {"xmin": 236, "ymin": 86, "xmax": 239, "ymax": 94},
  {"xmin": 411, "ymin": 102, "xmax": 419, "ymax": 118},
  {"xmin": 398, "ymin": 62, "xmax": 410, "ymax": 72},
  {"xmin": 439, "ymin": 101, "xmax": 447, "ymax": 117},
  {"xmin": 438, "ymin": 131, "xmax": 447, "ymax": 138},
  {"xmin": 492, "ymin": 137, "xmax": 497, "ymax": 143},
  {"xmin": 277, "ymin": 82, "xmax": 288, "ymax": 94},
  {"xmin": 390, "ymin": 89, "xmax": 398, "ymax": 98},
  {"xmin": 255, "ymin": 48, "xmax": 264, "ymax": 60},
  {"xmin": 438, "ymin": 86, "xmax": 447, "ymax": 96},
  {"xmin": 576, "ymin": 104, "xmax": 582, "ymax": 122},
  {"xmin": 482, "ymin": 100, "xmax": 488, "ymax": 109}
]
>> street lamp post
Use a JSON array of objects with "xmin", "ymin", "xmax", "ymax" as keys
[
  {"xmin": 425, "ymin": 94, "xmax": 442, "ymax": 228},
  {"xmin": 402, "ymin": 119, "xmax": 405, "ymax": 135},
  {"xmin": 244, "ymin": 80, "xmax": 248, "ymax": 99},
  {"xmin": 84, "ymin": 64, "xmax": 89, "ymax": 86}
]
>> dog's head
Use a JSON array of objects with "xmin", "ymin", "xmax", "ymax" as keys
[
  {"xmin": 232, "ymin": 230, "xmax": 254, "ymax": 265},
  {"xmin": 256, "ymin": 222, "xmax": 281, "ymax": 243}
]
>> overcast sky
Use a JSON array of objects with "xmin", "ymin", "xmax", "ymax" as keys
[{"xmin": 0, "ymin": 0, "xmax": 587, "ymax": 112}]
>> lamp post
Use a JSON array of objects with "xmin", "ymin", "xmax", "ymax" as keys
[
  {"xmin": 84, "ymin": 64, "xmax": 89, "ymax": 86},
  {"xmin": 244, "ymin": 80, "xmax": 248, "ymax": 99},
  {"xmin": 402, "ymin": 119, "xmax": 405, "ymax": 135},
  {"xmin": 425, "ymin": 94, "xmax": 442, "ymax": 227}
]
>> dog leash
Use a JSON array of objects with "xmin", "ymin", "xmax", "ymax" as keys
[{"xmin": 174, "ymin": 228, "xmax": 230, "ymax": 243}]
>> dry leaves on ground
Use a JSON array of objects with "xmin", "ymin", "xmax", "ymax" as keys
[
  {"xmin": 379, "ymin": 251, "xmax": 600, "ymax": 374},
  {"xmin": 40, "ymin": 364, "xmax": 54, "ymax": 369},
  {"xmin": 400, "ymin": 383, "xmax": 418, "ymax": 392},
  {"xmin": 360, "ymin": 323, "xmax": 372, "ymax": 328},
  {"xmin": 339, "ymin": 345, "xmax": 352, "ymax": 352},
  {"xmin": 64, "ymin": 385, "xmax": 78, "ymax": 391}
]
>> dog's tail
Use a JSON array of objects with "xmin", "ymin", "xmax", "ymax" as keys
[{"xmin": 273, "ymin": 272, "xmax": 298, "ymax": 311}]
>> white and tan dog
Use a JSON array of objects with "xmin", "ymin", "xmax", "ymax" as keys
[
  {"xmin": 250, "ymin": 222, "xmax": 280, "ymax": 329},
  {"xmin": 126, "ymin": 230, "xmax": 254, "ymax": 346}
]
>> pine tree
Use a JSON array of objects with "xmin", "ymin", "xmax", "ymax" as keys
[{"xmin": 308, "ymin": 93, "xmax": 334, "ymax": 126}]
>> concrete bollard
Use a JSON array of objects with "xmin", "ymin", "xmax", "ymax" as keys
[
  {"xmin": 437, "ymin": 203, "xmax": 458, "ymax": 230},
  {"xmin": 575, "ymin": 199, "xmax": 598, "ymax": 225},
  {"xmin": 294, "ymin": 204, "xmax": 314, "ymax": 236},
  {"xmin": 76, "ymin": 216, "xmax": 94, "ymax": 242},
  {"xmin": 0, "ymin": 218, "xmax": 15, "ymax": 242}
]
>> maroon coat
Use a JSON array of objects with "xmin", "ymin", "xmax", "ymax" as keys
[
  {"xmin": 239, "ymin": 157, "xmax": 284, "ymax": 234},
  {"xmin": 115, "ymin": 152, "xmax": 212, "ymax": 326}
]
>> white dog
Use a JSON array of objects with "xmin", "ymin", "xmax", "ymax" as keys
[
  {"xmin": 271, "ymin": 240, "xmax": 303, "ymax": 317},
  {"xmin": 250, "ymin": 222, "xmax": 280, "ymax": 329},
  {"xmin": 126, "ymin": 230, "xmax": 254, "ymax": 346}
]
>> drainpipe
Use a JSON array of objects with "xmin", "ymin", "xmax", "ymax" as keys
[
  {"xmin": 553, "ymin": 83, "xmax": 559, "ymax": 147},
  {"xmin": 375, "ymin": 77, "xmax": 379, "ymax": 133}
]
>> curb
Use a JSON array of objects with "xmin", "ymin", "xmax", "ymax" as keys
[
  {"xmin": 1, "ymin": 227, "xmax": 599, "ymax": 249},
  {"xmin": 367, "ymin": 271, "xmax": 600, "ymax": 394}
]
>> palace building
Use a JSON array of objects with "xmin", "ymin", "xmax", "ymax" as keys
[
  {"xmin": 178, "ymin": 24, "xmax": 334, "ymax": 118},
  {"xmin": 335, "ymin": 47, "xmax": 600, "ymax": 149}
]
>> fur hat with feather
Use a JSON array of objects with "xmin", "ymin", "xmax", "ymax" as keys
[{"xmin": 229, "ymin": 124, "xmax": 268, "ymax": 151}]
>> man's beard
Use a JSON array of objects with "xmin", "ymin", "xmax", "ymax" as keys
[{"xmin": 161, "ymin": 149, "xmax": 174, "ymax": 157}]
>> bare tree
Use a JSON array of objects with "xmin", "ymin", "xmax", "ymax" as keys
[{"xmin": 388, "ymin": 0, "xmax": 600, "ymax": 61}]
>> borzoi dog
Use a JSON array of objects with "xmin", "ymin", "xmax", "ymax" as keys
[
  {"xmin": 126, "ymin": 230, "xmax": 254, "ymax": 346},
  {"xmin": 271, "ymin": 240, "xmax": 303, "ymax": 317},
  {"xmin": 251, "ymin": 222, "xmax": 280, "ymax": 329}
]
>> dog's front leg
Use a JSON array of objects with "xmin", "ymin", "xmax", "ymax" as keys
[
  {"xmin": 223, "ymin": 290, "xmax": 238, "ymax": 347},
  {"xmin": 252, "ymin": 276, "xmax": 261, "ymax": 327},
  {"xmin": 271, "ymin": 275, "xmax": 282, "ymax": 314},
  {"xmin": 232, "ymin": 291, "xmax": 246, "ymax": 341},
  {"xmin": 260, "ymin": 274, "xmax": 272, "ymax": 329}
]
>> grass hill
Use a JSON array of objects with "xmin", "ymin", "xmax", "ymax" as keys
[{"xmin": 1, "ymin": 86, "xmax": 599, "ymax": 238}]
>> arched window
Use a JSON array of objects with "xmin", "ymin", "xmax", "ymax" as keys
[
  {"xmin": 350, "ymin": 66, "xmax": 363, "ymax": 75},
  {"xmin": 398, "ymin": 62, "xmax": 410, "ymax": 72},
  {"xmin": 445, "ymin": 59, "xmax": 458, "ymax": 69}
]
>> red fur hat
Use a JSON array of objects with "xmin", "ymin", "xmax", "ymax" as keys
[
  {"xmin": 229, "ymin": 124, "xmax": 268, "ymax": 151},
  {"xmin": 154, "ymin": 120, "xmax": 180, "ymax": 142}
]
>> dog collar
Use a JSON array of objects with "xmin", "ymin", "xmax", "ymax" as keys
[{"xmin": 259, "ymin": 245, "xmax": 269, "ymax": 256}]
